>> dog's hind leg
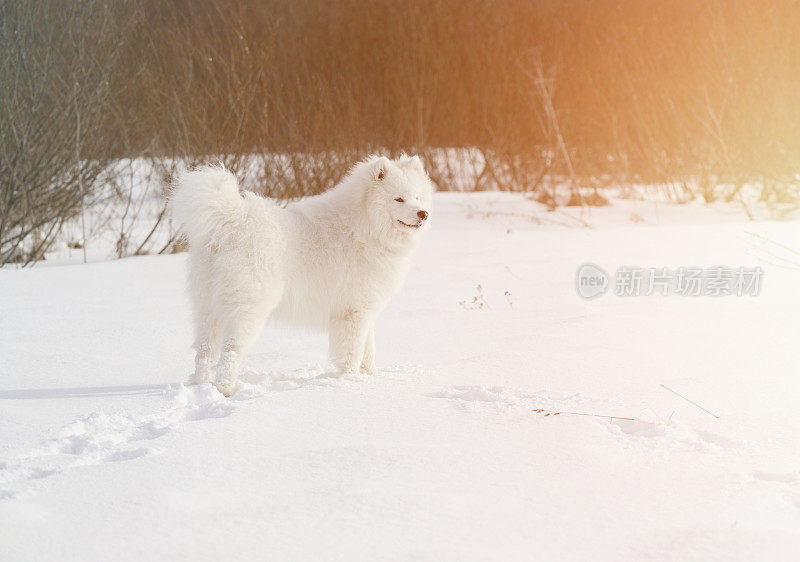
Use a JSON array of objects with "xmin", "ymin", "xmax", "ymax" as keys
[
  {"xmin": 187, "ymin": 271, "xmax": 223, "ymax": 385},
  {"xmin": 213, "ymin": 299, "xmax": 274, "ymax": 397},
  {"xmin": 189, "ymin": 314, "xmax": 222, "ymax": 385}
]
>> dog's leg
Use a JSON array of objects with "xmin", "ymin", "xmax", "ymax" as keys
[
  {"xmin": 214, "ymin": 305, "xmax": 270, "ymax": 397},
  {"xmin": 213, "ymin": 339, "xmax": 243, "ymax": 397},
  {"xmin": 330, "ymin": 310, "xmax": 371, "ymax": 374},
  {"xmin": 189, "ymin": 315, "xmax": 222, "ymax": 385},
  {"xmin": 360, "ymin": 324, "xmax": 377, "ymax": 375},
  {"xmin": 190, "ymin": 340, "xmax": 217, "ymax": 385}
]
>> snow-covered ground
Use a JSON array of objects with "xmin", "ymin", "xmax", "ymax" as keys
[{"xmin": 2, "ymin": 192, "xmax": 800, "ymax": 560}]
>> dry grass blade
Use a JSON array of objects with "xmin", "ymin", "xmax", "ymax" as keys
[
  {"xmin": 531, "ymin": 408, "xmax": 637, "ymax": 422},
  {"xmin": 744, "ymin": 231, "xmax": 800, "ymax": 272},
  {"xmin": 658, "ymin": 384, "xmax": 719, "ymax": 418}
]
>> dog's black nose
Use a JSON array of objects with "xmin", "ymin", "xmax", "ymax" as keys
[{"xmin": 417, "ymin": 210, "xmax": 429, "ymax": 220}]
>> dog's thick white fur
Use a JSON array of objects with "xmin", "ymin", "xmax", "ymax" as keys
[{"xmin": 170, "ymin": 155, "xmax": 433, "ymax": 396}]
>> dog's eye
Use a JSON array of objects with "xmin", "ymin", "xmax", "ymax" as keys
[{"xmin": 394, "ymin": 197, "xmax": 405, "ymax": 203}]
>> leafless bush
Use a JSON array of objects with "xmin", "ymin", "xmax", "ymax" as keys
[
  {"xmin": 4, "ymin": 0, "xmax": 800, "ymax": 265},
  {"xmin": 0, "ymin": 1, "xmax": 136, "ymax": 266}
]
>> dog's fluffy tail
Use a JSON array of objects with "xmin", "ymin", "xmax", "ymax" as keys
[{"xmin": 170, "ymin": 165, "xmax": 244, "ymax": 248}]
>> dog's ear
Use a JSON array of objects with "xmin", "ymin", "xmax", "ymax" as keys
[
  {"xmin": 373, "ymin": 156, "xmax": 391, "ymax": 182},
  {"xmin": 399, "ymin": 154, "xmax": 425, "ymax": 174},
  {"xmin": 409, "ymin": 155, "xmax": 425, "ymax": 173}
]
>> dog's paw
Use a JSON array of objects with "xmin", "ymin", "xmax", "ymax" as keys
[
  {"xmin": 213, "ymin": 379, "xmax": 240, "ymax": 397},
  {"xmin": 360, "ymin": 362, "xmax": 378, "ymax": 375},
  {"xmin": 334, "ymin": 361, "xmax": 360, "ymax": 376},
  {"xmin": 187, "ymin": 369, "xmax": 214, "ymax": 386}
]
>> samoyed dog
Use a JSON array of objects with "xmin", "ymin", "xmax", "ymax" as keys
[{"xmin": 170, "ymin": 155, "xmax": 433, "ymax": 396}]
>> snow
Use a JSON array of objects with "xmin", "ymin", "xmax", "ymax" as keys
[{"xmin": 2, "ymin": 192, "xmax": 800, "ymax": 560}]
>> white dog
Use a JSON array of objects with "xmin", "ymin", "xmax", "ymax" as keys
[{"xmin": 170, "ymin": 155, "xmax": 433, "ymax": 396}]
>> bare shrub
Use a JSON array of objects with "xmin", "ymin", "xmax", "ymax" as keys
[
  {"xmin": 5, "ymin": 0, "xmax": 800, "ymax": 265},
  {"xmin": 0, "ymin": 1, "xmax": 135, "ymax": 265}
]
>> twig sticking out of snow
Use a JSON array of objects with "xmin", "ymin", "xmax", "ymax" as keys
[
  {"xmin": 531, "ymin": 408, "xmax": 637, "ymax": 422},
  {"xmin": 658, "ymin": 384, "xmax": 719, "ymax": 419},
  {"xmin": 744, "ymin": 231, "xmax": 800, "ymax": 272}
]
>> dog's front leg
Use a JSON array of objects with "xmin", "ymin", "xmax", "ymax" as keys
[
  {"xmin": 329, "ymin": 310, "xmax": 371, "ymax": 374},
  {"xmin": 360, "ymin": 325, "xmax": 377, "ymax": 375}
]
